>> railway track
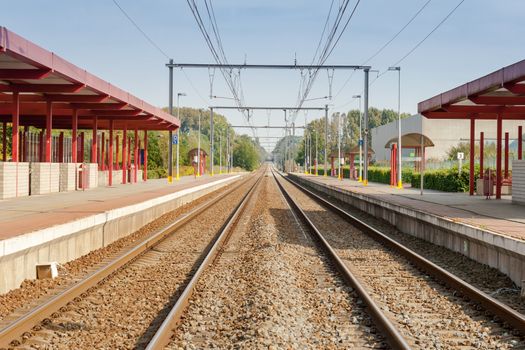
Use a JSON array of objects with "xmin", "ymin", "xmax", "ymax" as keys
[
  {"xmin": 149, "ymin": 166, "xmax": 390, "ymax": 349},
  {"xmin": 0, "ymin": 171, "xmax": 260, "ymax": 349},
  {"xmin": 274, "ymin": 169, "xmax": 525, "ymax": 349}
]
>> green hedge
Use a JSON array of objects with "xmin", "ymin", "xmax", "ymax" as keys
[
  {"xmin": 411, "ymin": 165, "xmax": 480, "ymax": 192},
  {"xmin": 311, "ymin": 165, "xmax": 479, "ymax": 193}
]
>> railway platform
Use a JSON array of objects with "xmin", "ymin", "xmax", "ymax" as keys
[
  {"xmin": 0, "ymin": 173, "xmax": 243, "ymax": 294},
  {"xmin": 290, "ymin": 173, "xmax": 525, "ymax": 286}
]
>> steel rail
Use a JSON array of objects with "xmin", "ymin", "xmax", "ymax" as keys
[
  {"xmin": 284, "ymin": 173, "xmax": 525, "ymax": 335},
  {"xmin": 0, "ymin": 174, "xmax": 254, "ymax": 348},
  {"xmin": 146, "ymin": 169, "xmax": 265, "ymax": 349},
  {"xmin": 272, "ymin": 169, "xmax": 411, "ymax": 350}
]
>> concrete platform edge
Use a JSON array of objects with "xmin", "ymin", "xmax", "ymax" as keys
[
  {"xmin": 290, "ymin": 174, "xmax": 525, "ymax": 286},
  {"xmin": 0, "ymin": 175, "xmax": 241, "ymax": 294}
]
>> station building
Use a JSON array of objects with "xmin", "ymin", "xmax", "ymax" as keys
[
  {"xmin": 372, "ymin": 114, "xmax": 523, "ymax": 162},
  {"xmin": 0, "ymin": 27, "xmax": 179, "ymax": 199}
]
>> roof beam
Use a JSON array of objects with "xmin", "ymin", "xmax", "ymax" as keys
[
  {"xmin": 86, "ymin": 109, "xmax": 142, "ymax": 116},
  {"xmin": 0, "ymin": 69, "xmax": 52, "ymax": 80},
  {"xmin": 469, "ymin": 96, "xmax": 525, "ymax": 106},
  {"xmin": 504, "ymin": 83, "xmax": 525, "ymax": 95},
  {"xmin": 71, "ymin": 102, "xmax": 127, "ymax": 110},
  {"xmin": 0, "ymin": 83, "xmax": 85, "ymax": 93},
  {"xmin": 44, "ymin": 94, "xmax": 109, "ymax": 102}
]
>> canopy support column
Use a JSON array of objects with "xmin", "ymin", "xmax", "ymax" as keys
[
  {"xmin": 143, "ymin": 130, "xmax": 148, "ymax": 181},
  {"xmin": 45, "ymin": 101, "xmax": 52, "ymax": 162},
  {"xmin": 505, "ymin": 132, "xmax": 509, "ymax": 179},
  {"xmin": 496, "ymin": 114, "xmax": 502, "ymax": 199},
  {"xmin": 101, "ymin": 132, "xmax": 105, "ymax": 171},
  {"xmin": 58, "ymin": 132, "xmax": 64, "ymax": 163},
  {"xmin": 12, "ymin": 92, "xmax": 19, "ymax": 162},
  {"xmin": 469, "ymin": 118, "xmax": 475, "ymax": 196},
  {"xmin": 80, "ymin": 132, "xmax": 84, "ymax": 163},
  {"xmin": 115, "ymin": 135, "xmax": 120, "ymax": 170},
  {"xmin": 127, "ymin": 136, "xmax": 131, "ymax": 184},
  {"xmin": 122, "ymin": 124, "xmax": 127, "ymax": 184},
  {"xmin": 519, "ymin": 126, "xmax": 523, "ymax": 160},
  {"xmin": 2, "ymin": 122, "xmax": 6, "ymax": 161},
  {"xmin": 109, "ymin": 120, "xmax": 114, "ymax": 186},
  {"xmin": 134, "ymin": 128, "xmax": 138, "ymax": 183},
  {"xmin": 480, "ymin": 132, "xmax": 484, "ymax": 180},
  {"xmin": 72, "ymin": 109, "xmax": 78, "ymax": 163},
  {"xmin": 91, "ymin": 117, "xmax": 98, "ymax": 164}
]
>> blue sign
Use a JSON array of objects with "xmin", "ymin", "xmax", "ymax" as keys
[
  {"xmin": 358, "ymin": 139, "xmax": 363, "ymax": 146},
  {"xmin": 172, "ymin": 134, "xmax": 178, "ymax": 145}
]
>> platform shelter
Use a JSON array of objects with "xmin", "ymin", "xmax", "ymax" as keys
[
  {"xmin": 188, "ymin": 148, "xmax": 207, "ymax": 176},
  {"xmin": 0, "ymin": 27, "xmax": 179, "ymax": 199},
  {"xmin": 418, "ymin": 59, "xmax": 525, "ymax": 200}
]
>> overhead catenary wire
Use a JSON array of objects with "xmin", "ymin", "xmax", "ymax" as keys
[
  {"xmin": 339, "ymin": 0, "xmax": 466, "ymax": 109},
  {"xmin": 111, "ymin": 0, "xmax": 212, "ymax": 105},
  {"xmin": 333, "ymin": 0, "xmax": 433, "ymax": 99},
  {"xmin": 111, "ymin": 0, "xmax": 170, "ymax": 60},
  {"xmin": 294, "ymin": 0, "xmax": 362, "ymax": 117}
]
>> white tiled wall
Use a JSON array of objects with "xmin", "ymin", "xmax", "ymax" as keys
[{"xmin": 0, "ymin": 162, "xmax": 29, "ymax": 199}]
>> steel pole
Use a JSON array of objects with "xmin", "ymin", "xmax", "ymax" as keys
[
  {"xmin": 397, "ymin": 68, "xmax": 403, "ymax": 189},
  {"xmin": 338, "ymin": 111, "xmax": 342, "ymax": 180},
  {"xmin": 219, "ymin": 132, "xmax": 222, "ymax": 174},
  {"xmin": 315, "ymin": 131, "xmax": 318, "ymax": 176},
  {"xmin": 358, "ymin": 96, "xmax": 363, "ymax": 182},
  {"xmin": 197, "ymin": 111, "xmax": 201, "ymax": 177},
  {"xmin": 210, "ymin": 108, "xmax": 214, "ymax": 176},
  {"xmin": 176, "ymin": 94, "xmax": 181, "ymax": 180},
  {"xmin": 324, "ymin": 105, "xmax": 328, "ymax": 176},
  {"xmin": 168, "ymin": 59, "xmax": 173, "ymax": 183},
  {"xmin": 363, "ymin": 68, "xmax": 370, "ymax": 186}
]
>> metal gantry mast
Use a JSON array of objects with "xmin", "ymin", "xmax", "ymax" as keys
[{"xmin": 167, "ymin": 62, "xmax": 372, "ymax": 177}]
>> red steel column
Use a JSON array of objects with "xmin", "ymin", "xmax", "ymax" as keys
[
  {"xmin": 91, "ymin": 117, "xmax": 98, "ymax": 163},
  {"xmin": 101, "ymin": 132, "xmax": 105, "ymax": 171},
  {"xmin": 134, "ymin": 128, "xmax": 138, "ymax": 183},
  {"xmin": 72, "ymin": 109, "xmax": 78, "ymax": 163},
  {"xmin": 12, "ymin": 92, "xmax": 20, "ymax": 162},
  {"xmin": 2, "ymin": 122, "xmax": 6, "ymax": 161},
  {"xmin": 116, "ymin": 135, "xmax": 120, "ymax": 170},
  {"xmin": 496, "ymin": 114, "xmax": 502, "ymax": 199},
  {"xmin": 80, "ymin": 132, "xmax": 85, "ymax": 163},
  {"xmin": 143, "ymin": 130, "xmax": 148, "ymax": 181},
  {"xmin": 480, "ymin": 132, "xmax": 484, "ymax": 179},
  {"xmin": 58, "ymin": 132, "xmax": 64, "ymax": 163},
  {"xmin": 469, "ymin": 118, "xmax": 475, "ymax": 195},
  {"xmin": 519, "ymin": 126, "xmax": 523, "ymax": 160},
  {"xmin": 505, "ymin": 132, "xmax": 509, "ymax": 179},
  {"xmin": 38, "ymin": 131, "xmax": 44, "ymax": 162},
  {"xmin": 109, "ymin": 120, "xmax": 114, "ymax": 186},
  {"xmin": 122, "ymin": 125, "xmax": 127, "ymax": 184},
  {"xmin": 127, "ymin": 136, "xmax": 131, "ymax": 183},
  {"xmin": 45, "ymin": 101, "xmax": 52, "ymax": 162}
]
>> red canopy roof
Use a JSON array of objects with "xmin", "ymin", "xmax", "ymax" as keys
[
  {"xmin": 0, "ymin": 27, "xmax": 179, "ymax": 130},
  {"xmin": 418, "ymin": 59, "xmax": 525, "ymax": 120}
]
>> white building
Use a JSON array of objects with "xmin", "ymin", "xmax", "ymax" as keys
[{"xmin": 371, "ymin": 114, "xmax": 524, "ymax": 162}]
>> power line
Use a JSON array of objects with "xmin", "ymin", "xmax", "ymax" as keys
[
  {"xmin": 333, "ymin": 0, "xmax": 433, "ymax": 99},
  {"xmin": 390, "ymin": 0, "xmax": 465, "ymax": 67},
  {"xmin": 111, "ymin": 0, "xmax": 170, "ymax": 59},
  {"xmin": 340, "ymin": 0, "xmax": 466, "ymax": 109}
]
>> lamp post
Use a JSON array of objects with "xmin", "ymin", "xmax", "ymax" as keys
[
  {"xmin": 338, "ymin": 111, "xmax": 342, "ymax": 180},
  {"xmin": 388, "ymin": 66, "xmax": 402, "ymax": 189},
  {"xmin": 197, "ymin": 109, "xmax": 201, "ymax": 177},
  {"xmin": 353, "ymin": 95, "xmax": 362, "ymax": 182},
  {"xmin": 176, "ymin": 92, "xmax": 186, "ymax": 180}
]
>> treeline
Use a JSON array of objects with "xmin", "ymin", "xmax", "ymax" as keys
[{"xmin": 272, "ymin": 107, "xmax": 411, "ymax": 165}]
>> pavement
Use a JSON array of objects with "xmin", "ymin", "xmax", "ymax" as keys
[
  {"xmin": 295, "ymin": 173, "xmax": 525, "ymax": 241},
  {"xmin": 0, "ymin": 173, "xmax": 240, "ymax": 241}
]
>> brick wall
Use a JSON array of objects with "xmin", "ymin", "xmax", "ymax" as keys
[{"xmin": 0, "ymin": 162, "xmax": 29, "ymax": 199}]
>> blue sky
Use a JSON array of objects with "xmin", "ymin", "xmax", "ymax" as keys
[{"xmin": 2, "ymin": 1, "xmax": 525, "ymax": 150}]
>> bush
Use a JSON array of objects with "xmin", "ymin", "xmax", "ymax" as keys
[{"xmin": 411, "ymin": 165, "xmax": 480, "ymax": 192}]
